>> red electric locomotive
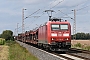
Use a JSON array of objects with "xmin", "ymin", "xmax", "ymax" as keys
[
  {"xmin": 17, "ymin": 18, "xmax": 71, "ymax": 51},
  {"xmin": 38, "ymin": 18, "xmax": 71, "ymax": 51}
]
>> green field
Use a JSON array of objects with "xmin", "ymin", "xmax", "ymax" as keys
[{"xmin": 6, "ymin": 41, "xmax": 38, "ymax": 60}]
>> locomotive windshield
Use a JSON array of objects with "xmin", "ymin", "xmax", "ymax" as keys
[
  {"xmin": 51, "ymin": 24, "xmax": 68, "ymax": 30},
  {"xmin": 51, "ymin": 24, "xmax": 59, "ymax": 30},
  {"xmin": 60, "ymin": 24, "xmax": 68, "ymax": 30}
]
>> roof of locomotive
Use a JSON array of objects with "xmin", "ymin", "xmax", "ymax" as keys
[
  {"xmin": 46, "ymin": 19, "xmax": 70, "ymax": 25},
  {"xmin": 28, "ymin": 18, "xmax": 70, "ymax": 32},
  {"xmin": 38, "ymin": 18, "xmax": 70, "ymax": 28}
]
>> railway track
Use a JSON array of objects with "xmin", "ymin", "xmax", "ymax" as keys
[
  {"xmin": 70, "ymin": 48, "xmax": 90, "ymax": 54},
  {"xmin": 49, "ymin": 51, "xmax": 88, "ymax": 60},
  {"xmin": 51, "ymin": 52, "xmax": 81, "ymax": 60},
  {"xmin": 16, "ymin": 41, "xmax": 90, "ymax": 60},
  {"xmin": 66, "ymin": 48, "xmax": 90, "ymax": 60},
  {"xmin": 39, "ymin": 46, "xmax": 90, "ymax": 60}
]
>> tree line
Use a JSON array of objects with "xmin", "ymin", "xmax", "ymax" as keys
[
  {"xmin": 0, "ymin": 30, "xmax": 14, "ymax": 41},
  {"xmin": 0, "ymin": 30, "xmax": 90, "ymax": 40},
  {"xmin": 72, "ymin": 32, "xmax": 90, "ymax": 40}
]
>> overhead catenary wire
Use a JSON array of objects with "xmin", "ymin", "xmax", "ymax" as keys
[
  {"xmin": 72, "ymin": 0, "xmax": 89, "ymax": 8},
  {"xmin": 76, "ymin": 4, "xmax": 90, "ymax": 11},
  {"xmin": 20, "ymin": 0, "xmax": 89, "ymax": 32},
  {"xmin": 23, "ymin": 0, "xmax": 58, "ymax": 28},
  {"xmin": 25, "ymin": 9, "xmax": 41, "ymax": 19},
  {"xmin": 25, "ymin": 0, "xmax": 60, "ymax": 19},
  {"xmin": 54, "ymin": 0, "xmax": 90, "ymax": 20},
  {"xmin": 36, "ymin": 0, "xmax": 65, "ymax": 18},
  {"xmin": 25, "ymin": 0, "xmax": 65, "ymax": 31},
  {"xmin": 50, "ymin": 0, "xmax": 64, "ymax": 9},
  {"xmin": 15, "ymin": 0, "xmax": 65, "ymax": 34},
  {"xmin": 25, "ymin": 0, "xmax": 65, "ymax": 19},
  {"xmin": 71, "ymin": 0, "xmax": 90, "ymax": 11},
  {"xmin": 58, "ymin": 10, "xmax": 73, "ymax": 19},
  {"xmin": 55, "ymin": 0, "xmax": 90, "ymax": 16},
  {"xmin": 44, "ymin": 0, "xmax": 57, "ymax": 9},
  {"xmin": 23, "ymin": 0, "xmax": 90, "ymax": 30}
]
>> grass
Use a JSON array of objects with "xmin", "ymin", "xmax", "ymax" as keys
[
  {"xmin": 6, "ymin": 40, "xmax": 38, "ymax": 60},
  {"xmin": 0, "ymin": 45, "xmax": 9, "ymax": 60},
  {"xmin": 74, "ymin": 43, "xmax": 82, "ymax": 47},
  {"xmin": 72, "ymin": 43, "xmax": 90, "ymax": 51}
]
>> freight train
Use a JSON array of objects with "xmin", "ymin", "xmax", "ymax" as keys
[{"xmin": 17, "ymin": 18, "xmax": 71, "ymax": 51}]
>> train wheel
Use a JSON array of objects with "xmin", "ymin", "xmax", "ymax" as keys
[
  {"xmin": 50, "ymin": 48, "xmax": 56, "ymax": 51},
  {"xmin": 37, "ymin": 43, "xmax": 43, "ymax": 49},
  {"xmin": 49, "ymin": 46, "xmax": 56, "ymax": 51}
]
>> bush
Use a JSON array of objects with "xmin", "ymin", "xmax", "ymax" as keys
[
  {"xmin": 73, "ymin": 43, "xmax": 90, "ymax": 51},
  {"xmin": 74, "ymin": 43, "xmax": 82, "ymax": 47},
  {"xmin": 85, "ymin": 46, "xmax": 90, "ymax": 51},
  {"xmin": 0, "ymin": 38, "xmax": 5, "ymax": 45}
]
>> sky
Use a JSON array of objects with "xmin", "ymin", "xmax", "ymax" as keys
[{"xmin": 0, "ymin": 0, "xmax": 90, "ymax": 35}]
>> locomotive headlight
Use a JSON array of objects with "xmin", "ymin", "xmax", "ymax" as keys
[
  {"xmin": 65, "ymin": 38, "xmax": 69, "ymax": 40},
  {"xmin": 51, "ymin": 33, "xmax": 57, "ymax": 36},
  {"xmin": 66, "ymin": 38, "xmax": 69, "ymax": 40},
  {"xmin": 51, "ymin": 38, "xmax": 56, "ymax": 40},
  {"xmin": 52, "ymin": 38, "xmax": 54, "ymax": 40},
  {"xmin": 67, "ymin": 38, "xmax": 69, "ymax": 40},
  {"xmin": 63, "ymin": 33, "xmax": 69, "ymax": 36}
]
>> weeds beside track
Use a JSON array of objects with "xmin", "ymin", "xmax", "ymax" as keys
[{"xmin": 6, "ymin": 41, "xmax": 38, "ymax": 60}]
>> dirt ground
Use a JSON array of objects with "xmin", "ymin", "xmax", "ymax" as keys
[
  {"xmin": 0, "ymin": 45, "xmax": 9, "ymax": 60},
  {"xmin": 71, "ymin": 40, "xmax": 90, "ymax": 46}
]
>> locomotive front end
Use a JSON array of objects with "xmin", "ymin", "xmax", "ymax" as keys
[{"xmin": 47, "ymin": 19, "xmax": 71, "ymax": 51}]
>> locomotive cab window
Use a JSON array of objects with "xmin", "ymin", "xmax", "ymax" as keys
[
  {"xmin": 51, "ymin": 24, "xmax": 59, "ymax": 30},
  {"xmin": 60, "ymin": 24, "xmax": 68, "ymax": 30},
  {"xmin": 51, "ymin": 24, "xmax": 68, "ymax": 30}
]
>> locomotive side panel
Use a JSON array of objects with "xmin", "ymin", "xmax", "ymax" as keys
[
  {"xmin": 38, "ymin": 25, "xmax": 48, "ymax": 44},
  {"xmin": 47, "ymin": 22, "xmax": 51, "ymax": 44}
]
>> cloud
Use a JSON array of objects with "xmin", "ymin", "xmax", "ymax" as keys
[
  {"xmin": 50, "ymin": 0, "xmax": 87, "ymax": 8},
  {"xmin": 49, "ymin": 0, "xmax": 63, "ymax": 6},
  {"xmin": 62, "ymin": 0, "xmax": 84, "ymax": 7},
  {"xmin": 0, "ymin": 8, "xmax": 21, "ymax": 16},
  {"xmin": 22, "ymin": 0, "xmax": 42, "ymax": 4},
  {"xmin": 0, "ymin": 0, "xmax": 90, "ymax": 34}
]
